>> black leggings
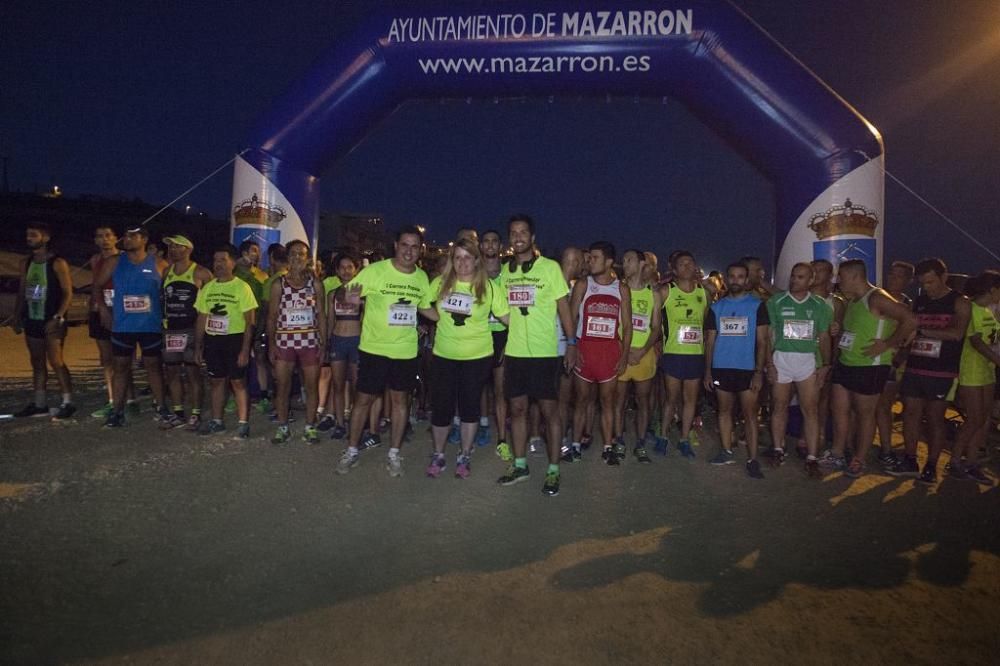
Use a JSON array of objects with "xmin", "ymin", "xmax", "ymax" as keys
[{"xmin": 430, "ymin": 355, "xmax": 492, "ymax": 427}]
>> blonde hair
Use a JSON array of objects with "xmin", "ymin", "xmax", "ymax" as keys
[{"xmin": 439, "ymin": 238, "xmax": 488, "ymax": 303}]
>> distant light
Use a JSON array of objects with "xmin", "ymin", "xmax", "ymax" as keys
[
  {"xmin": 53, "ymin": 185, "xmax": 59, "ymax": 194},
  {"xmin": 185, "ymin": 205, "xmax": 191, "ymax": 214},
  {"xmin": 448, "ymin": 241, "xmax": 454, "ymax": 246}
]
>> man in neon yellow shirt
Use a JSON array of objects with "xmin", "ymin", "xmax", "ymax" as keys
[
  {"xmin": 497, "ymin": 215, "xmax": 577, "ymax": 497},
  {"xmin": 336, "ymin": 226, "xmax": 439, "ymax": 477}
]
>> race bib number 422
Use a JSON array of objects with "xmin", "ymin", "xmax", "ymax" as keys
[{"xmin": 388, "ymin": 303, "xmax": 417, "ymax": 327}]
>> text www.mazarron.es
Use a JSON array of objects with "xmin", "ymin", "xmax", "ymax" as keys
[{"xmin": 417, "ymin": 55, "xmax": 651, "ymax": 74}]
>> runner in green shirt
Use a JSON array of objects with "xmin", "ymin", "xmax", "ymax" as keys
[
  {"xmin": 479, "ymin": 229, "xmax": 509, "ymax": 453},
  {"xmin": 951, "ymin": 271, "xmax": 1000, "ymax": 484},
  {"xmin": 194, "ymin": 244, "xmax": 259, "ymax": 439},
  {"xmin": 336, "ymin": 226, "xmax": 439, "ymax": 478},
  {"xmin": 424, "ymin": 238, "xmax": 509, "ymax": 479},
  {"xmin": 497, "ymin": 214, "xmax": 576, "ymax": 497}
]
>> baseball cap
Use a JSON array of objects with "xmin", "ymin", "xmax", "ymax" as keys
[
  {"xmin": 163, "ymin": 235, "xmax": 193, "ymax": 248},
  {"xmin": 125, "ymin": 227, "xmax": 149, "ymax": 239}
]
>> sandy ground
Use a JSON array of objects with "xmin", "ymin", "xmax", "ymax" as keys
[{"xmin": 1, "ymin": 327, "xmax": 999, "ymax": 665}]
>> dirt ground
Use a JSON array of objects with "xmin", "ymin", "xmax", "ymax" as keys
[{"xmin": 1, "ymin": 326, "xmax": 999, "ymax": 665}]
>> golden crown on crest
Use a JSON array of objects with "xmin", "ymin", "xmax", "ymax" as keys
[
  {"xmin": 808, "ymin": 199, "xmax": 879, "ymax": 240},
  {"xmin": 233, "ymin": 194, "xmax": 286, "ymax": 228}
]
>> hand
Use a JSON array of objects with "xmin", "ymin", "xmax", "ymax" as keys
[
  {"xmin": 765, "ymin": 364, "xmax": 777, "ymax": 385},
  {"xmin": 750, "ymin": 370, "xmax": 763, "ymax": 392},
  {"xmin": 863, "ymin": 339, "xmax": 889, "ymax": 358},
  {"xmin": 628, "ymin": 348, "xmax": 644, "ymax": 366},
  {"xmin": 194, "ymin": 347, "xmax": 204, "ymax": 366},
  {"xmin": 564, "ymin": 345, "xmax": 578, "ymax": 372},
  {"xmin": 816, "ymin": 365, "xmax": 831, "ymax": 385},
  {"xmin": 238, "ymin": 348, "xmax": 250, "ymax": 368},
  {"xmin": 703, "ymin": 371, "xmax": 714, "ymax": 392},
  {"xmin": 614, "ymin": 353, "xmax": 627, "ymax": 377},
  {"xmin": 829, "ymin": 321, "xmax": 841, "ymax": 337},
  {"xmin": 343, "ymin": 283, "xmax": 362, "ymax": 305},
  {"xmin": 45, "ymin": 318, "xmax": 64, "ymax": 336}
]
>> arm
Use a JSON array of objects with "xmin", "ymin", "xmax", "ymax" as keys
[
  {"xmin": 970, "ymin": 333, "xmax": 1000, "ymax": 366},
  {"xmin": 703, "ymin": 328, "xmax": 717, "ymax": 392},
  {"xmin": 316, "ymin": 280, "xmax": 327, "ymax": 349},
  {"xmin": 816, "ymin": 330, "xmax": 832, "ymax": 384},
  {"xmin": 266, "ymin": 279, "xmax": 281, "ymax": 363},
  {"xmin": 49, "ymin": 258, "xmax": 74, "ymax": 333},
  {"xmin": 644, "ymin": 288, "xmax": 664, "ymax": 356},
  {"xmin": 94, "ymin": 254, "xmax": 119, "ymax": 329},
  {"xmin": 194, "ymin": 314, "xmax": 207, "ymax": 365},
  {"xmin": 917, "ymin": 295, "xmax": 971, "ymax": 342},
  {"xmin": 557, "ymin": 295, "xmax": 577, "ymax": 370},
  {"xmin": 830, "ymin": 296, "xmax": 846, "ymax": 338},
  {"xmin": 239, "ymin": 309, "xmax": 256, "ymax": 368},
  {"xmin": 326, "ymin": 289, "xmax": 338, "ymax": 336},
  {"xmin": 867, "ymin": 292, "xmax": 918, "ymax": 356},
  {"xmin": 568, "ymin": 279, "xmax": 587, "ymax": 334},
  {"xmin": 617, "ymin": 282, "xmax": 633, "ymax": 374},
  {"xmin": 417, "ymin": 305, "xmax": 439, "ymax": 322},
  {"xmin": 12, "ymin": 258, "xmax": 27, "ymax": 333},
  {"xmin": 753, "ymin": 324, "xmax": 768, "ymax": 391}
]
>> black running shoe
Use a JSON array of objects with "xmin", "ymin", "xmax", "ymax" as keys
[
  {"xmin": 917, "ymin": 463, "xmax": 938, "ymax": 485},
  {"xmin": 52, "ymin": 403, "xmax": 76, "ymax": 420},
  {"xmin": 746, "ymin": 459, "xmax": 765, "ymax": 479},
  {"xmin": 103, "ymin": 411, "xmax": 125, "ymax": 428},
  {"xmin": 14, "ymin": 403, "xmax": 48, "ymax": 418},
  {"xmin": 498, "ymin": 465, "xmax": 530, "ymax": 486},
  {"xmin": 634, "ymin": 446, "xmax": 652, "ymax": 464}
]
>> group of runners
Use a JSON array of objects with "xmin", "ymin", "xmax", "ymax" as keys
[{"xmin": 12, "ymin": 216, "xmax": 1000, "ymax": 496}]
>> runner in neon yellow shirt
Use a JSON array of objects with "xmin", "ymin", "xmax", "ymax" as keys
[
  {"xmin": 951, "ymin": 271, "xmax": 1000, "ymax": 483},
  {"xmin": 497, "ymin": 214, "xmax": 576, "ymax": 497},
  {"xmin": 424, "ymin": 238, "xmax": 509, "ymax": 479},
  {"xmin": 479, "ymin": 229, "xmax": 509, "ymax": 454},
  {"xmin": 336, "ymin": 226, "xmax": 439, "ymax": 478},
  {"xmin": 193, "ymin": 244, "xmax": 259, "ymax": 439}
]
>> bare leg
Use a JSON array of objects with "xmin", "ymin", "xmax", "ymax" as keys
[
  {"xmin": 539, "ymin": 398, "xmax": 562, "ymax": 464},
  {"xmin": 349, "ymin": 391, "xmax": 376, "ymax": 448},
  {"xmin": 301, "ymin": 364, "xmax": 320, "ymax": 426},
  {"xmin": 662, "ymin": 375, "xmax": 681, "ymax": 439},
  {"xmin": 231, "ymin": 378, "xmax": 249, "ymax": 422},
  {"xmin": 331, "ymin": 361, "xmax": 347, "ymax": 424},
  {"xmin": 679, "ymin": 378, "xmax": 699, "ymax": 440},
  {"xmin": 97, "ymin": 339, "xmax": 114, "ymax": 403},
  {"xmin": 614, "ymin": 380, "xmax": 630, "ymax": 439},
  {"xmin": 493, "ymin": 365, "xmax": 507, "ymax": 442},
  {"xmin": 795, "ymin": 375, "xmax": 821, "ymax": 457},
  {"xmin": 45, "ymin": 333, "xmax": 71, "ymax": 397},
  {"xmin": 876, "ymin": 379, "xmax": 899, "ymax": 453},
  {"xmin": 210, "ymin": 378, "xmax": 226, "ymax": 421},
  {"xmin": 388, "ymin": 389, "xmax": 409, "ymax": 449},
  {"xmin": 830, "ymin": 384, "xmax": 851, "ymax": 457},
  {"xmin": 739, "ymin": 389, "xmax": 761, "ymax": 460},
  {"xmin": 142, "ymin": 355, "xmax": 166, "ymax": 409},
  {"xmin": 851, "ymin": 392, "xmax": 881, "ymax": 462},
  {"xmin": 634, "ymin": 379, "xmax": 653, "ymax": 444},
  {"xmin": 770, "ymin": 381, "xmax": 794, "ymax": 451},
  {"xmin": 598, "ymin": 380, "xmax": 616, "ymax": 445},
  {"xmin": 273, "ymin": 360, "xmax": 294, "ymax": 423},
  {"xmin": 717, "ymin": 389, "xmax": 735, "ymax": 451},
  {"xmin": 510, "ymin": 395, "xmax": 529, "ymax": 458},
  {"xmin": 572, "ymin": 375, "xmax": 594, "ymax": 443},
  {"xmin": 186, "ymin": 363, "xmax": 203, "ymax": 413},
  {"xmin": 26, "ymin": 336, "xmax": 48, "ymax": 398}
]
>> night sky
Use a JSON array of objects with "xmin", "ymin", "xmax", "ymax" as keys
[{"xmin": 5, "ymin": 0, "xmax": 999, "ymax": 274}]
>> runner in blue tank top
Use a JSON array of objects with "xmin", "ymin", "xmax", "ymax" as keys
[{"xmin": 93, "ymin": 227, "xmax": 169, "ymax": 427}]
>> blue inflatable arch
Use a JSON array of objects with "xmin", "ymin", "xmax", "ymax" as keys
[{"xmin": 231, "ymin": 0, "xmax": 884, "ymax": 286}]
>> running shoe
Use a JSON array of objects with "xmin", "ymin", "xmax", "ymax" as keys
[
  {"xmin": 845, "ymin": 458, "xmax": 866, "ymax": 479},
  {"xmin": 805, "ymin": 459, "xmax": 822, "ymax": 479},
  {"xmin": 358, "ymin": 431, "xmax": 381, "ymax": 451},
  {"xmin": 709, "ymin": 450, "xmax": 735, "ymax": 465},
  {"xmin": 154, "ymin": 406, "xmax": 173, "ymax": 423},
  {"xmin": 199, "ymin": 419, "xmax": 226, "ymax": 436},
  {"xmin": 818, "ymin": 452, "xmax": 847, "ymax": 471},
  {"xmin": 447, "ymin": 424, "xmax": 461, "ymax": 445},
  {"xmin": 455, "ymin": 454, "xmax": 471, "ymax": 479},
  {"xmin": 302, "ymin": 425, "xmax": 319, "ymax": 445},
  {"xmin": 14, "ymin": 403, "xmax": 48, "ymax": 418},
  {"xmin": 52, "ymin": 403, "xmax": 76, "ymax": 420},
  {"xmin": 601, "ymin": 446, "xmax": 613, "ymax": 463},
  {"xmin": 330, "ymin": 423, "xmax": 347, "ymax": 440},
  {"xmin": 633, "ymin": 446, "xmax": 652, "ymax": 464},
  {"xmin": 497, "ymin": 465, "xmax": 530, "ymax": 486},
  {"xmin": 948, "ymin": 462, "xmax": 970, "ymax": 481},
  {"xmin": 885, "ymin": 455, "xmax": 920, "ymax": 478},
  {"xmin": 125, "ymin": 400, "xmax": 141, "ymax": 417},
  {"xmin": 917, "ymin": 462, "xmax": 937, "ymax": 485},
  {"xmin": 378, "ymin": 417, "xmax": 390, "ymax": 434},
  {"xmin": 612, "ymin": 441, "xmax": 627, "ymax": 465},
  {"xmin": 158, "ymin": 412, "xmax": 183, "ymax": 429},
  {"xmin": 965, "ymin": 465, "xmax": 993, "ymax": 486},
  {"xmin": 688, "ymin": 428, "xmax": 700, "ymax": 448},
  {"xmin": 336, "ymin": 450, "xmax": 359, "ymax": 475},
  {"xmin": 256, "ymin": 397, "xmax": 272, "ymax": 414},
  {"xmin": 767, "ymin": 448, "xmax": 786, "ymax": 467},
  {"xmin": 542, "ymin": 470, "xmax": 560, "ymax": 496},
  {"xmin": 184, "ymin": 414, "xmax": 202, "ymax": 432},
  {"xmin": 386, "ymin": 454, "xmax": 404, "ymax": 478},
  {"xmin": 560, "ymin": 444, "xmax": 575, "ymax": 464},
  {"xmin": 271, "ymin": 425, "xmax": 292, "ymax": 446},
  {"xmin": 475, "ymin": 424, "xmax": 490, "ymax": 447},
  {"xmin": 224, "ymin": 397, "xmax": 236, "ymax": 414},
  {"xmin": 426, "ymin": 453, "xmax": 447, "ymax": 478},
  {"xmin": 653, "ymin": 436, "xmax": 669, "ymax": 456},
  {"xmin": 678, "ymin": 440, "xmax": 695, "ymax": 459},
  {"xmin": 316, "ymin": 414, "xmax": 336, "ymax": 432},
  {"xmin": 235, "ymin": 422, "xmax": 250, "ymax": 440},
  {"xmin": 746, "ymin": 459, "xmax": 765, "ymax": 479},
  {"xmin": 795, "ymin": 438, "xmax": 808, "ymax": 459},
  {"xmin": 91, "ymin": 402, "xmax": 114, "ymax": 419},
  {"xmin": 877, "ymin": 450, "xmax": 900, "ymax": 469},
  {"xmin": 496, "ymin": 440, "xmax": 513, "ymax": 462},
  {"xmin": 580, "ymin": 433, "xmax": 592, "ymax": 451},
  {"xmin": 528, "ymin": 436, "xmax": 545, "ymax": 457},
  {"xmin": 103, "ymin": 411, "xmax": 125, "ymax": 428}
]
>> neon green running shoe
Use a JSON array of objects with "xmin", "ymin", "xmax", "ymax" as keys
[{"xmin": 91, "ymin": 402, "xmax": 114, "ymax": 419}]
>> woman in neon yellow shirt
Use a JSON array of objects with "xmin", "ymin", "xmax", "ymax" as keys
[
  {"xmin": 951, "ymin": 270, "xmax": 1000, "ymax": 484},
  {"xmin": 426, "ymin": 238, "xmax": 509, "ymax": 479}
]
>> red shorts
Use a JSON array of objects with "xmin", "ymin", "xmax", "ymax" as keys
[
  {"xmin": 273, "ymin": 345, "xmax": 321, "ymax": 367},
  {"xmin": 574, "ymin": 339, "xmax": 621, "ymax": 384}
]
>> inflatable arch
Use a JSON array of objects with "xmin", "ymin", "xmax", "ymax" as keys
[{"xmin": 231, "ymin": 0, "xmax": 884, "ymax": 286}]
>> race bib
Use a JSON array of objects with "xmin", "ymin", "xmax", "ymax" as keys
[
  {"xmin": 910, "ymin": 336, "xmax": 942, "ymax": 358},
  {"xmin": 586, "ymin": 316, "xmax": 616, "ymax": 339},
  {"xmin": 507, "ymin": 285, "xmax": 535, "ymax": 307},
  {"xmin": 25, "ymin": 285, "xmax": 46, "ymax": 301},
  {"xmin": 838, "ymin": 331, "xmax": 856, "ymax": 350},
  {"xmin": 388, "ymin": 303, "xmax": 417, "ymax": 327},
  {"xmin": 206, "ymin": 315, "xmax": 229, "ymax": 334},
  {"xmin": 441, "ymin": 292, "xmax": 473, "ymax": 315},
  {"xmin": 123, "ymin": 295, "xmax": 151, "ymax": 313},
  {"xmin": 677, "ymin": 325, "xmax": 703, "ymax": 345},
  {"xmin": 632, "ymin": 313, "xmax": 649, "ymax": 332},
  {"xmin": 334, "ymin": 301, "xmax": 359, "ymax": 316},
  {"xmin": 102, "ymin": 288, "xmax": 115, "ymax": 308},
  {"xmin": 783, "ymin": 319, "xmax": 815, "ymax": 341},
  {"xmin": 164, "ymin": 333, "xmax": 188, "ymax": 352},
  {"xmin": 719, "ymin": 316, "xmax": 749, "ymax": 336},
  {"xmin": 285, "ymin": 308, "xmax": 315, "ymax": 327}
]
